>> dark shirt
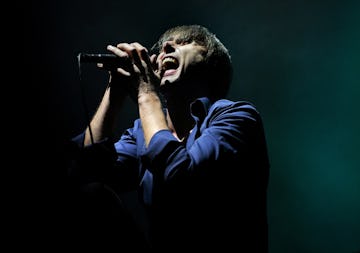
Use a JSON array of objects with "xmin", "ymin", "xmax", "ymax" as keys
[{"xmin": 70, "ymin": 97, "xmax": 270, "ymax": 251}]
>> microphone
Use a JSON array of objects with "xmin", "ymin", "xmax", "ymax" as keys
[{"xmin": 77, "ymin": 53, "xmax": 129, "ymax": 67}]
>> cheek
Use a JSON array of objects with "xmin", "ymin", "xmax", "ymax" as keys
[
  {"xmin": 185, "ymin": 55, "xmax": 206, "ymax": 72},
  {"xmin": 194, "ymin": 53, "xmax": 205, "ymax": 63},
  {"xmin": 184, "ymin": 52, "xmax": 205, "ymax": 67}
]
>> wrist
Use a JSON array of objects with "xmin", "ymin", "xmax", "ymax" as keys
[{"xmin": 138, "ymin": 91, "xmax": 160, "ymax": 105}]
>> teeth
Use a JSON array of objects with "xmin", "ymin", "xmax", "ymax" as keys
[
  {"xmin": 161, "ymin": 57, "xmax": 179, "ymax": 72},
  {"xmin": 162, "ymin": 57, "xmax": 177, "ymax": 64}
]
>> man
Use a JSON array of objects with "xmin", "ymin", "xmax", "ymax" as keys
[{"xmin": 68, "ymin": 24, "xmax": 270, "ymax": 251}]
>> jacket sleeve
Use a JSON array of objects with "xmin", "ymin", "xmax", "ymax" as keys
[
  {"xmin": 142, "ymin": 101, "xmax": 265, "ymax": 183},
  {"xmin": 67, "ymin": 124, "xmax": 141, "ymax": 192}
]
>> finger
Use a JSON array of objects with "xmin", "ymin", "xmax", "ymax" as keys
[
  {"xmin": 132, "ymin": 65, "xmax": 140, "ymax": 75},
  {"xmin": 117, "ymin": 43, "xmax": 144, "ymax": 75},
  {"xmin": 105, "ymin": 45, "xmax": 132, "ymax": 71},
  {"xmin": 131, "ymin": 43, "xmax": 148, "ymax": 66},
  {"xmin": 140, "ymin": 49, "xmax": 159, "ymax": 81},
  {"xmin": 130, "ymin": 43, "xmax": 148, "ymax": 79},
  {"xmin": 107, "ymin": 45, "xmax": 128, "ymax": 58},
  {"xmin": 131, "ymin": 42, "xmax": 148, "ymax": 55},
  {"xmin": 150, "ymin": 54, "xmax": 157, "ymax": 65},
  {"xmin": 116, "ymin": 68, "xmax": 131, "ymax": 76},
  {"xmin": 132, "ymin": 42, "xmax": 150, "ymax": 65},
  {"xmin": 150, "ymin": 54, "xmax": 159, "ymax": 73},
  {"xmin": 129, "ymin": 43, "xmax": 150, "ymax": 69},
  {"xmin": 97, "ymin": 62, "xmax": 118, "ymax": 72},
  {"xmin": 116, "ymin": 43, "xmax": 140, "ymax": 64}
]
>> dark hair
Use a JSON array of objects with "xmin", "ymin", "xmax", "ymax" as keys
[{"xmin": 151, "ymin": 25, "xmax": 233, "ymax": 100}]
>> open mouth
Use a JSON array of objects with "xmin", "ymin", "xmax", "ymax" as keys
[{"xmin": 161, "ymin": 56, "xmax": 179, "ymax": 77}]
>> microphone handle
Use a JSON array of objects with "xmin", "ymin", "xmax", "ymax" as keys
[{"xmin": 78, "ymin": 53, "xmax": 129, "ymax": 66}]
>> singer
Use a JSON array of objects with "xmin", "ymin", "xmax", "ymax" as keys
[{"xmin": 67, "ymin": 24, "xmax": 270, "ymax": 251}]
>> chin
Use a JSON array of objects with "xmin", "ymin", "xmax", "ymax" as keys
[
  {"xmin": 161, "ymin": 71, "xmax": 182, "ymax": 85},
  {"xmin": 159, "ymin": 79, "xmax": 180, "ymax": 96},
  {"xmin": 161, "ymin": 78, "xmax": 175, "ymax": 86}
]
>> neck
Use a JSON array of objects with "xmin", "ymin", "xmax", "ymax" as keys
[
  {"xmin": 160, "ymin": 78, "xmax": 209, "ymax": 140},
  {"xmin": 165, "ymin": 101, "xmax": 194, "ymax": 141}
]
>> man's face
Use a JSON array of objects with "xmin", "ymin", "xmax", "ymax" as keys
[{"xmin": 156, "ymin": 36, "xmax": 207, "ymax": 86}]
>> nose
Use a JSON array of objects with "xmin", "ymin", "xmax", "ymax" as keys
[{"xmin": 162, "ymin": 41, "xmax": 175, "ymax": 53}]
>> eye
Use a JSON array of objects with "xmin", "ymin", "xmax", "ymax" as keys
[{"xmin": 175, "ymin": 38, "xmax": 192, "ymax": 45}]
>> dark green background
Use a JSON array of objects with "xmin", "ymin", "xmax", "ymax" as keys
[{"xmin": 29, "ymin": 0, "xmax": 360, "ymax": 252}]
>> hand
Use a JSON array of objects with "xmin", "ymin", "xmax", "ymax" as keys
[{"xmin": 106, "ymin": 43, "xmax": 160, "ymax": 98}]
